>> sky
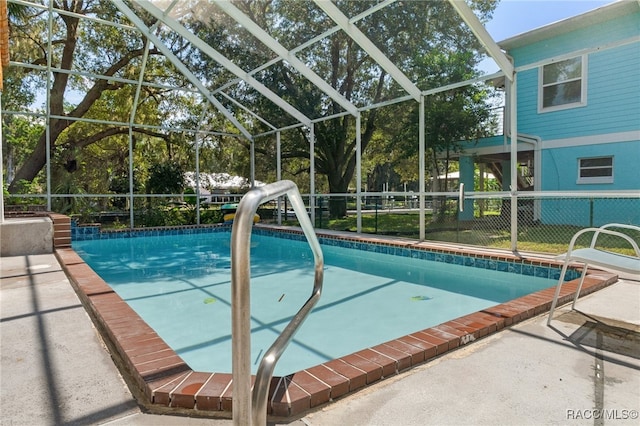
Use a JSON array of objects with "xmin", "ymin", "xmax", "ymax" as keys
[
  {"xmin": 480, "ymin": 0, "xmax": 613, "ymax": 72},
  {"xmin": 486, "ymin": 0, "xmax": 613, "ymax": 41}
]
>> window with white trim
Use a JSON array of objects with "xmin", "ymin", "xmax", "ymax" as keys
[
  {"xmin": 577, "ymin": 156, "xmax": 613, "ymax": 184},
  {"xmin": 539, "ymin": 56, "xmax": 586, "ymax": 112}
]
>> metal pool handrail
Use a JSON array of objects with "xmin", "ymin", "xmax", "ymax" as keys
[{"xmin": 230, "ymin": 180, "xmax": 324, "ymax": 426}]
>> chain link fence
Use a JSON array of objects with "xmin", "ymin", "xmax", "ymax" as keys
[
  {"xmin": 5, "ymin": 191, "xmax": 638, "ymax": 256},
  {"xmin": 464, "ymin": 195, "xmax": 640, "ymax": 255},
  {"xmin": 301, "ymin": 193, "xmax": 639, "ymax": 255}
]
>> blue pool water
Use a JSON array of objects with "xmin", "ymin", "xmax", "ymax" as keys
[{"xmin": 73, "ymin": 232, "xmax": 556, "ymax": 376}]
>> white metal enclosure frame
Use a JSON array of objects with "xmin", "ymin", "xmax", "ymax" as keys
[{"xmin": 1, "ymin": 0, "xmax": 515, "ymax": 242}]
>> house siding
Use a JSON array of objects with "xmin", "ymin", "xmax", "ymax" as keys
[
  {"xmin": 539, "ymin": 139, "xmax": 640, "ymax": 226},
  {"xmin": 510, "ymin": 11, "xmax": 639, "ymax": 67},
  {"xmin": 514, "ymin": 10, "xmax": 640, "ymax": 196},
  {"xmin": 516, "ymin": 41, "xmax": 640, "ymax": 140},
  {"xmin": 541, "ymin": 141, "xmax": 640, "ymax": 192},
  {"xmin": 458, "ymin": 7, "xmax": 639, "ymax": 227},
  {"xmin": 539, "ymin": 197, "xmax": 640, "ymax": 227}
]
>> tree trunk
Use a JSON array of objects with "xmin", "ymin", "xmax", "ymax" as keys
[
  {"xmin": 7, "ymin": 119, "xmax": 67, "ymax": 192},
  {"xmin": 322, "ymin": 106, "xmax": 379, "ymax": 219}
]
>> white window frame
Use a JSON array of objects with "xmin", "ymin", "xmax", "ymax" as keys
[
  {"xmin": 538, "ymin": 55, "xmax": 587, "ymax": 113},
  {"xmin": 577, "ymin": 156, "xmax": 613, "ymax": 184}
]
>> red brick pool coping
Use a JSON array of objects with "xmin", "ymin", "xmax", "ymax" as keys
[{"xmin": 54, "ymin": 224, "xmax": 618, "ymax": 420}]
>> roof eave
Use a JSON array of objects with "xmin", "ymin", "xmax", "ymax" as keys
[{"xmin": 498, "ymin": 1, "xmax": 639, "ymax": 51}]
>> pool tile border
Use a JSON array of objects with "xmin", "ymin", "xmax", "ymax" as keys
[
  {"xmin": 57, "ymin": 221, "xmax": 617, "ymax": 419},
  {"xmin": 71, "ymin": 222, "xmax": 581, "ymax": 282}
]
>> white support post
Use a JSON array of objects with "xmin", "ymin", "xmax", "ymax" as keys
[
  {"xmin": 250, "ymin": 137, "xmax": 256, "ymax": 188},
  {"xmin": 127, "ymin": 127, "xmax": 135, "ymax": 227},
  {"xmin": 45, "ymin": 3, "xmax": 53, "ymax": 211},
  {"xmin": 276, "ymin": 132, "xmax": 282, "ymax": 224},
  {"xmin": 194, "ymin": 130, "xmax": 201, "ymax": 225},
  {"xmin": 419, "ymin": 96, "xmax": 426, "ymax": 241},
  {"xmin": 195, "ymin": 107, "xmax": 212, "ymax": 224},
  {"xmin": 309, "ymin": 124, "xmax": 315, "ymax": 225},
  {"xmin": 276, "ymin": 132, "xmax": 282, "ymax": 183},
  {"xmin": 356, "ymin": 113, "xmax": 362, "ymax": 233},
  {"xmin": 509, "ymin": 74, "xmax": 518, "ymax": 252}
]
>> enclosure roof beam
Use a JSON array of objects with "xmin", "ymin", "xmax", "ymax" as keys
[
  {"xmin": 12, "ymin": 0, "xmax": 137, "ymax": 31},
  {"xmin": 0, "ymin": 110, "xmax": 238, "ymax": 137},
  {"xmin": 448, "ymin": 0, "xmax": 514, "ymax": 81},
  {"xmin": 212, "ymin": 0, "xmax": 394, "ymax": 98},
  {"xmin": 114, "ymin": 1, "xmax": 253, "ymax": 140},
  {"xmin": 135, "ymin": 0, "xmax": 312, "ymax": 127},
  {"xmin": 422, "ymin": 70, "xmax": 506, "ymax": 96},
  {"xmin": 11, "ymin": 61, "xmax": 202, "ymax": 95},
  {"xmin": 214, "ymin": 0, "xmax": 359, "ymax": 117},
  {"xmin": 219, "ymin": 92, "xmax": 278, "ymax": 131},
  {"xmin": 314, "ymin": 0, "xmax": 422, "ymax": 102}
]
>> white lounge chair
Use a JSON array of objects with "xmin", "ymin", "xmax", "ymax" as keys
[{"xmin": 547, "ymin": 223, "xmax": 640, "ymax": 326}]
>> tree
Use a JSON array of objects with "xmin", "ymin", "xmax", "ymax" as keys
[
  {"xmin": 5, "ymin": 0, "xmax": 499, "ymax": 222},
  {"xmin": 190, "ymin": 0, "xmax": 499, "ymax": 217},
  {"xmin": 146, "ymin": 161, "xmax": 184, "ymax": 195},
  {"xmin": 385, "ymin": 83, "xmax": 499, "ymax": 191},
  {"xmin": 5, "ymin": 1, "xmax": 179, "ymax": 193}
]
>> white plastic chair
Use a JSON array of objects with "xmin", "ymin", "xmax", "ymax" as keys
[{"xmin": 547, "ymin": 223, "xmax": 640, "ymax": 326}]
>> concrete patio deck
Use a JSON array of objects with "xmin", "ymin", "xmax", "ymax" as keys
[{"xmin": 1, "ymin": 252, "xmax": 638, "ymax": 425}]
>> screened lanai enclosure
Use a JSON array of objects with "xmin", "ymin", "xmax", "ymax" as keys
[{"xmin": 1, "ymin": 0, "xmax": 637, "ymax": 252}]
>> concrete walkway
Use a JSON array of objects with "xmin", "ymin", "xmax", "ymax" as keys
[
  {"xmin": 1, "ymin": 253, "xmax": 139, "ymax": 425},
  {"xmin": 1, "ymin": 253, "xmax": 638, "ymax": 425}
]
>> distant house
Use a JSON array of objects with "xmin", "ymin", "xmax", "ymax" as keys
[
  {"xmin": 454, "ymin": 1, "xmax": 639, "ymax": 226},
  {"xmin": 183, "ymin": 172, "xmax": 265, "ymax": 203}
]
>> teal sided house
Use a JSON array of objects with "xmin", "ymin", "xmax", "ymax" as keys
[{"xmin": 455, "ymin": 1, "xmax": 639, "ymax": 226}]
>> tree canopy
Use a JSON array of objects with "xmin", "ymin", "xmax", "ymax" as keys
[{"xmin": 3, "ymin": 0, "xmax": 500, "ymax": 218}]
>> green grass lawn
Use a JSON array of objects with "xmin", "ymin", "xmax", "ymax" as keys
[
  {"xmin": 96, "ymin": 205, "xmax": 636, "ymax": 256},
  {"xmin": 281, "ymin": 212, "xmax": 638, "ymax": 256}
]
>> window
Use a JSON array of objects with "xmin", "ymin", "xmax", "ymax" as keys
[
  {"xmin": 578, "ymin": 156, "xmax": 613, "ymax": 184},
  {"xmin": 539, "ymin": 56, "xmax": 586, "ymax": 112}
]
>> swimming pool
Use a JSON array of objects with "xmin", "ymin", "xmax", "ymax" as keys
[
  {"xmin": 73, "ymin": 230, "xmax": 558, "ymax": 377},
  {"xmin": 61, "ymin": 223, "xmax": 613, "ymax": 417}
]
